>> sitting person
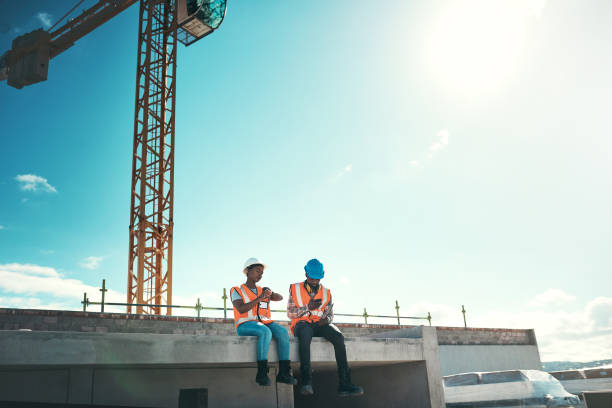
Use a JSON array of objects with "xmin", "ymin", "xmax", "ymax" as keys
[
  {"xmin": 287, "ymin": 258, "xmax": 364, "ymax": 397},
  {"xmin": 231, "ymin": 257, "xmax": 297, "ymax": 386}
]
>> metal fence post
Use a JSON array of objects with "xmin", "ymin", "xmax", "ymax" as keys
[
  {"xmin": 395, "ymin": 300, "xmax": 400, "ymax": 325},
  {"xmin": 100, "ymin": 279, "xmax": 107, "ymax": 313},
  {"xmin": 82, "ymin": 292, "xmax": 88, "ymax": 312},
  {"xmin": 462, "ymin": 305, "xmax": 467, "ymax": 328},
  {"xmin": 195, "ymin": 298, "xmax": 203, "ymax": 318},
  {"xmin": 427, "ymin": 312, "xmax": 432, "ymax": 326},
  {"xmin": 363, "ymin": 308, "xmax": 368, "ymax": 324},
  {"xmin": 222, "ymin": 288, "xmax": 228, "ymax": 319}
]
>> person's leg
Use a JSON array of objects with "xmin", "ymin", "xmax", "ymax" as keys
[
  {"xmin": 267, "ymin": 322, "xmax": 297, "ymax": 385},
  {"xmin": 293, "ymin": 321, "xmax": 315, "ymax": 394},
  {"xmin": 236, "ymin": 321, "xmax": 273, "ymax": 360},
  {"xmin": 236, "ymin": 321, "xmax": 273, "ymax": 386},
  {"xmin": 314, "ymin": 323, "xmax": 364, "ymax": 396},
  {"xmin": 313, "ymin": 323, "xmax": 347, "ymax": 367},
  {"xmin": 294, "ymin": 321, "xmax": 314, "ymax": 372},
  {"xmin": 267, "ymin": 322, "xmax": 290, "ymax": 361}
]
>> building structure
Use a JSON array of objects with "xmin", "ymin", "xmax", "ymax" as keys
[{"xmin": 0, "ymin": 308, "xmax": 543, "ymax": 407}]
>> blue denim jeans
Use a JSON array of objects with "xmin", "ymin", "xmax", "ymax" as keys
[{"xmin": 236, "ymin": 321, "xmax": 290, "ymax": 361}]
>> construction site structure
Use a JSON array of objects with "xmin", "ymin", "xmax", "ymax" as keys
[{"xmin": 0, "ymin": 0, "xmax": 227, "ymax": 315}]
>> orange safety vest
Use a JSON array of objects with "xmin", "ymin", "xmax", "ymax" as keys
[
  {"xmin": 289, "ymin": 281, "xmax": 331, "ymax": 334},
  {"xmin": 230, "ymin": 284, "xmax": 273, "ymax": 328}
]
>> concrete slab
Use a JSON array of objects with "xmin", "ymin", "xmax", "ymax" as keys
[{"xmin": 0, "ymin": 331, "xmax": 424, "ymax": 366}]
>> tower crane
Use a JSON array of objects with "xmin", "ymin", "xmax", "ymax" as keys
[{"xmin": 0, "ymin": 0, "xmax": 227, "ymax": 315}]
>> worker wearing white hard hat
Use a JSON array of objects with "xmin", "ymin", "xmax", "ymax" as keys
[{"xmin": 230, "ymin": 257, "xmax": 296, "ymax": 387}]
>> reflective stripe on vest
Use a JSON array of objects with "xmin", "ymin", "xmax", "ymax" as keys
[
  {"xmin": 231, "ymin": 284, "xmax": 273, "ymax": 328},
  {"xmin": 289, "ymin": 282, "xmax": 331, "ymax": 333}
]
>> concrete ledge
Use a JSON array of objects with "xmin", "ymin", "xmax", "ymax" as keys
[
  {"xmin": 0, "ymin": 308, "xmax": 537, "ymax": 346},
  {"xmin": 0, "ymin": 331, "xmax": 424, "ymax": 367}
]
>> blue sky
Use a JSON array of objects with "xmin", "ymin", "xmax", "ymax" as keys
[{"xmin": 0, "ymin": 0, "xmax": 610, "ymax": 362}]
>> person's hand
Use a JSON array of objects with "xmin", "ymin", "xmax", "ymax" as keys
[
  {"xmin": 307, "ymin": 298, "xmax": 322, "ymax": 310},
  {"xmin": 317, "ymin": 318, "xmax": 329, "ymax": 326},
  {"xmin": 260, "ymin": 288, "xmax": 272, "ymax": 300}
]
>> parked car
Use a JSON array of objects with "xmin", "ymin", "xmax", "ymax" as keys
[
  {"xmin": 550, "ymin": 367, "xmax": 612, "ymax": 399},
  {"xmin": 444, "ymin": 369, "xmax": 581, "ymax": 407}
]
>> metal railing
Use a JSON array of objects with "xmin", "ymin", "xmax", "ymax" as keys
[{"xmin": 81, "ymin": 279, "xmax": 433, "ymax": 326}]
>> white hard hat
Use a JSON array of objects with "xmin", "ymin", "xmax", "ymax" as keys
[{"xmin": 243, "ymin": 257, "xmax": 266, "ymax": 275}]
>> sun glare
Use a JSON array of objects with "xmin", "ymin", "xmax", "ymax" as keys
[{"xmin": 426, "ymin": 0, "xmax": 544, "ymax": 99}]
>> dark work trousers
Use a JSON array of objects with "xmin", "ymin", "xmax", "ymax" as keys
[{"xmin": 294, "ymin": 321, "xmax": 348, "ymax": 382}]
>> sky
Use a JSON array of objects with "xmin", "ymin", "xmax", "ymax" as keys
[{"xmin": 0, "ymin": 0, "xmax": 611, "ymax": 362}]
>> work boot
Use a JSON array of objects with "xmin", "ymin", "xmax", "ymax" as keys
[
  {"xmin": 337, "ymin": 366, "xmax": 364, "ymax": 397},
  {"xmin": 299, "ymin": 363, "xmax": 314, "ymax": 395},
  {"xmin": 276, "ymin": 360, "xmax": 298, "ymax": 385},
  {"xmin": 300, "ymin": 384, "xmax": 314, "ymax": 396},
  {"xmin": 256, "ymin": 360, "xmax": 271, "ymax": 386}
]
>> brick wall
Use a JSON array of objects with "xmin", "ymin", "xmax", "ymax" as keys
[
  {"xmin": 435, "ymin": 326, "xmax": 536, "ymax": 346},
  {"xmin": 0, "ymin": 308, "xmax": 535, "ymax": 345}
]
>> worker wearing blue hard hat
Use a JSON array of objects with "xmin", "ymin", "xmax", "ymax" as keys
[
  {"xmin": 304, "ymin": 258, "xmax": 325, "ymax": 279},
  {"xmin": 286, "ymin": 258, "xmax": 364, "ymax": 397}
]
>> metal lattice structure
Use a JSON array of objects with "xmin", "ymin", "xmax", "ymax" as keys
[
  {"xmin": 2, "ymin": 0, "xmax": 227, "ymax": 316},
  {"xmin": 127, "ymin": 0, "xmax": 177, "ymax": 315}
]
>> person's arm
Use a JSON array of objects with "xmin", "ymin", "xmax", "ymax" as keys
[
  {"xmin": 286, "ymin": 287, "xmax": 309, "ymax": 319},
  {"xmin": 232, "ymin": 288, "xmax": 270, "ymax": 314},
  {"xmin": 318, "ymin": 294, "xmax": 334, "ymax": 325}
]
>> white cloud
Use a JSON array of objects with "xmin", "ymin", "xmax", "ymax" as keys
[
  {"xmin": 0, "ymin": 263, "xmax": 124, "ymax": 312},
  {"xmin": 585, "ymin": 297, "xmax": 612, "ymax": 330},
  {"xmin": 375, "ymin": 295, "xmax": 612, "ymax": 362},
  {"xmin": 0, "ymin": 225, "xmax": 4, "ymax": 230},
  {"xmin": 428, "ymin": 129, "xmax": 450, "ymax": 157},
  {"xmin": 80, "ymin": 256, "xmax": 103, "ymax": 270},
  {"xmin": 15, "ymin": 174, "xmax": 57, "ymax": 193},
  {"xmin": 528, "ymin": 288, "xmax": 576, "ymax": 308},
  {"xmin": 35, "ymin": 12, "xmax": 52, "ymax": 29},
  {"xmin": 0, "ymin": 296, "xmax": 68, "ymax": 311},
  {"xmin": 406, "ymin": 301, "xmax": 457, "ymax": 323},
  {"xmin": 0, "ymin": 263, "xmax": 59, "ymax": 278},
  {"xmin": 524, "ymin": 0, "xmax": 548, "ymax": 18},
  {"xmin": 472, "ymin": 296, "xmax": 612, "ymax": 361},
  {"xmin": 331, "ymin": 164, "xmax": 353, "ymax": 182},
  {"xmin": 406, "ymin": 129, "xmax": 451, "ymax": 170},
  {"xmin": 0, "ymin": 263, "xmax": 223, "ymax": 316}
]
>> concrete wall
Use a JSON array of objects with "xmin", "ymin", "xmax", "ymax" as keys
[
  {"xmin": 0, "ymin": 308, "xmax": 539, "ymax": 345},
  {"xmin": 363, "ymin": 326, "xmax": 541, "ymax": 377},
  {"xmin": 436, "ymin": 327, "xmax": 536, "ymax": 346},
  {"xmin": 439, "ymin": 345, "xmax": 542, "ymax": 375},
  {"xmin": 0, "ymin": 307, "xmax": 418, "ymax": 337},
  {"xmin": 294, "ymin": 362, "xmax": 431, "ymax": 408},
  {"xmin": 0, "ymin": 366, "xmax": 290, "ymax": 408},
  {"xmin": 0, "ymin": 307, "xmax": 543, "ymax": 375},
  {"xmin": 0, "ymin": 364, "xmax": 444, "ymax": 408},
  {"xmin": 436, "ymin": 327, "xmax": 541, "ymax": 375},
  {"xmin": 0, "ymin": 308, "xmax": 543, "ymax": 405},
  {"xmin": 0, "ymin": 330, "xmax": 443, "ymax": 408}
]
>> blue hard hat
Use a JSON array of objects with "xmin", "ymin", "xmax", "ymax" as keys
[{"xmin": 304, "ymin": 258, "xmax": 324, "ymax": 279}]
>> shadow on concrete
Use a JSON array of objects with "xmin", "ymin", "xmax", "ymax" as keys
[{"xmin": 294, "ymin": 361, "xmax": 431, "ymax": 408}]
